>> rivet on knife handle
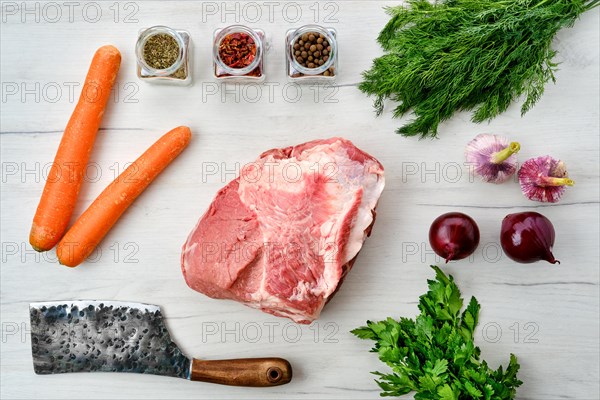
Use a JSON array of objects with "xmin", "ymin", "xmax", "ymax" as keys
[{"xmin": 190, "ymin": 358, "xmax": 292, "ymax": 386}]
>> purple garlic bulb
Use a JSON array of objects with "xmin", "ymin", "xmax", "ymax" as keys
[
  {"xmin": 465, "ymin": 134, "xmax": 521, "ymax": 183},
  {"xmin": 518, "ymin": 156, "xmax": 574, "ymax": 203}
]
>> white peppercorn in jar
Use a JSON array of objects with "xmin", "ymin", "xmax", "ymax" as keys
[
  {"xmin": 136, "ymin": 25, "xmax": 192, "ymax": 85},
  {"xmin": 286, "ymin": 25, "xmax": 337, "ymax": 83}
]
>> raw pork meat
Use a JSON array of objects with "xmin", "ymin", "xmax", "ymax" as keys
[{"xmin": 181, "ymin": 138, "xmax": 384, "ymax": 323}]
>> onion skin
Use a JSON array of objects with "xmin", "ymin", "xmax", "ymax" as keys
[
  {"xmin": 429, "ymin": 212, "xmax": 480, "ymax": 263},
  {"xmin": 500, "ymin": 212, "xmax": 559, "ymax": 264}
]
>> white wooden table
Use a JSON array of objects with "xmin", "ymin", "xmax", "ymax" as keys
[{"xmin": 1, "ymin": 2, "xmax": 599, "ymax": 399}]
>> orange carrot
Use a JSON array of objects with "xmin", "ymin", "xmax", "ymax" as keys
[
  {"xmin": 56, "ymin": 126, "xmax": 192, "ymax": 267},
  {"xmin": 30, "ymin": 45, "xmax": 121, "ymax": 252}
]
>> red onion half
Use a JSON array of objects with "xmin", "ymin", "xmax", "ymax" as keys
[
  {"xmin": 500, "ymin": 212, "xmax": 559, "ymax": 264},
  {"xmin": 429, "ymin": 212, "xmax": 480, "ymax": 263}
]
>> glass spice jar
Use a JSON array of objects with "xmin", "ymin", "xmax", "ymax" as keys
[
  {"xmin": 286, "ymin": 25, "xmax": 337, "ymax": 83},
  {"xmin": 136, "ymin": 25, "xmax": 191, "ymax": 85},
  {"xmin": 213, "ymin": 25, "xmax": 265, "ymax": 82}
]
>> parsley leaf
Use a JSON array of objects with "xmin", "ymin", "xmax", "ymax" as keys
[{"xmin": 351, "ymin": 266, "xmax": 522, "ymax": 399}]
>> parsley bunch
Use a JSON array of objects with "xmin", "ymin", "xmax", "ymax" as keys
[
  {"xmin": 360, "ymin": 0, "xmax": 599, "ymax": 138},
  {"xmin": 352, "ymin": 266, "xmax": 522, "ymax": 399}
]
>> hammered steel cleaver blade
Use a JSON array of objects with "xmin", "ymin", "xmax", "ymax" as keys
[{"xmin": 30, "ymin": 301, "xmax": 292, "ymax": 386}]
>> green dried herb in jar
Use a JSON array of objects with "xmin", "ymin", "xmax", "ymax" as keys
[
  {"xmin": 144, "ymin": 34, "xmax": 179, "ymax": 70},
  {"xmin": 136, "ymin": 25, "xmax": 191, "ymax": 85}
]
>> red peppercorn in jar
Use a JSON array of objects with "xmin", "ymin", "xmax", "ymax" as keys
[{"xmin": 214, "ymin": 25, "xmax": 265, "ymax": 81}]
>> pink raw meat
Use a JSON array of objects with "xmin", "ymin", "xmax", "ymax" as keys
[{"xmin": 181, "ymin": 138, "xmax": 385, "ymax": 323}]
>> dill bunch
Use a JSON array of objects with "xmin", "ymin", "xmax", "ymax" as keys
[{"xmin": 360, "ymin": 0, "xmax": 599, "ymax": 138}]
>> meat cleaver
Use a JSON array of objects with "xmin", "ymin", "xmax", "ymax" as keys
[{"xmin": 29, "ymin": 301, "xmax": 292, "ymax": 386}]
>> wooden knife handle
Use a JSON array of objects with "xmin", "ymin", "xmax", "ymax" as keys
[{"xmin": 190, "ymin": 357, "xmax": 292, "ymax": 387}]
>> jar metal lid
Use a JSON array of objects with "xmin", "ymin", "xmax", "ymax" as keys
[
  {"xmin": 136, "ymin": 25, "xmax": 186, "ymax": 77},
  {"xmin": 214, "ymin": 25, "xmax": 263, "ymax": 76},
  {"xmin": 289, "ymin": 25, "xmax": 336, "ymax": 76}
]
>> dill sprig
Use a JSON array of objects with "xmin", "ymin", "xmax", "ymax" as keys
[{"xmin": 360, "ymin": 0, "xmax": 599, "ymax": 138}]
